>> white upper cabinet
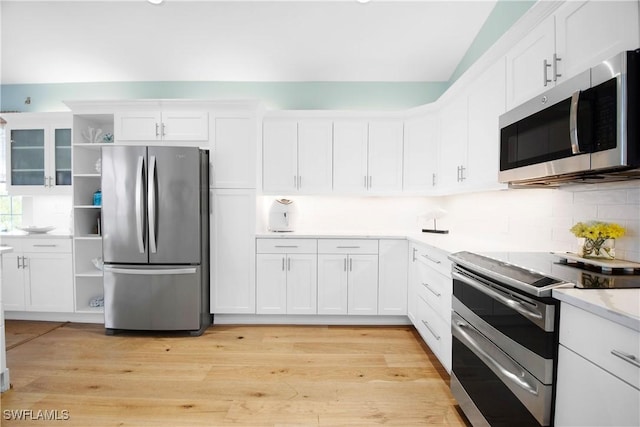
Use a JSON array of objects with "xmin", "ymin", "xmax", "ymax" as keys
[
  {"xmin": 262, "ymin": 119, "xmax": 298, "ymax": 193},
  {"xmin": 466, "ymin": 58, "xmax": 507, "ymax": 191},
  {"xmin": 262, "ymin": 118, "xmax": 333, "ymax": 193},
  {"xmin": 506, "ymin": 0, "xmax": 640, "ymax": 110},
  {"xmin": 367, "ymin": 120, "xmax": 404, "ymax": 193},
  {"xmin": 333, "ymin": 119, "xmax": 403, "ymax": 194},
  {"xmin": 211, "ymin": 114, "xmax": 257, "ymax": 189},
  {"xmin": 505, "ymin": 15, "xmax": 556, "ymax": 110},
  {"xmin": 115, "ymin": 110, "xmax": 208, "ymax": 143},
  {"xmin": 438, "ymin": 96, "xmax": 468, "ymax": 190},
  {"xmin": 3, "ymin": 112, "xmax": 72, "ymax": 196},
  {"xmin": 333, "ymin": 120, "xmax": 369, "ymax": 193},
  {"xmin": 555, "ymin": 0, "xmax": 639, "ymax": 83},
  {"xmin": 297, "ymin": 120, "xmax": 333, "ymax": 193},
  {"xmin": 403, "ymin": 114, "xmax": 438, "ymax": 192}
]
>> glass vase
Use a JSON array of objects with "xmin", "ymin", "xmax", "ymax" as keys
[{"xmin": 578, "ymin": 237, "xmax": 616, "ymax": 260}]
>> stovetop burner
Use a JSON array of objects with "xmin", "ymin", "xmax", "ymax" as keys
[{"xmin": 451, "ymin": 251, "xmax": 640, "ymax": 295}]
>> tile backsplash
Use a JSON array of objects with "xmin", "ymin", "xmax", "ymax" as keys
[{"xmin": 259, "ymin": 181, "xmax": 639, "ymax": 262}]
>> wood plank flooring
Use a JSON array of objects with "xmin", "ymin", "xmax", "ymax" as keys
[{"xmin": 2, "ymin": 321, "xmax": 469, "ymax": 426}]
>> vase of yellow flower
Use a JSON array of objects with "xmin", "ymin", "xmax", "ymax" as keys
[{"xmin": 570, "ymin": 221, "xmax": 626, "ymax": 260}]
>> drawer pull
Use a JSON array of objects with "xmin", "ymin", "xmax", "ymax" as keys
[
  {"xmin": 275, "ymin": 245, "xmax": 299, "ymax": 248},
  {"xmin": 422, "ymin": 283, "xmax": 441, "ymax": 297},
  {"xmin": 421, "ymin": 254, "xmax": 441, "ymax": 264},
  {"xmin": 611, "ymin": 349, "xmax": 640, "ymax": 368},
  {"xmin": 421, "ymin": 320, "xmax": 441, "ymax": 340},
  {"xmin": 33, "ymin": 244, "xmax": 57, "ymax": 248},
  {"xmin": 337, "ymin": 246, "xmax": 360, "ymax": 249}
]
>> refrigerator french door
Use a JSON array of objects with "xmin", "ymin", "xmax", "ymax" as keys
[{"xmin": 101, "ymin": 145, "xmax": 210, "ymax": 335}]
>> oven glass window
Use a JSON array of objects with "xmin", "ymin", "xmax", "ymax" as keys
[
  {"xmin": 453, "ymin": 337, "xmax": 546, "ymax": 427},
  {"xmin": 453, "ymin": 279, "xmax": 557, "ymax": 358}
]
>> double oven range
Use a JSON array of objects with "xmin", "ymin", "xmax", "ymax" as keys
[{"xmin": 448, "ymin": 250, "xmax": 640, "ymax": 427}]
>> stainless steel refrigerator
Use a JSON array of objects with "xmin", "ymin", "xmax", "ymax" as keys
[{"xmin": 101, "ymin": 145, "xmax": 210, "ymax": 335}]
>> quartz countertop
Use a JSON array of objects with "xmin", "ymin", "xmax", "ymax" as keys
[
  {"xmin": 553, "ymin": 287, "xmax": 640, "ymax": 332},
  {"xmin": 0, "ymin": 230, "xmax": 72, "ymax": 239}
]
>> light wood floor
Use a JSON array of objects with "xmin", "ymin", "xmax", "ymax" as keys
[{"xmin": 2, "ymin": 321, "xmax": 469, "ymax": 426}]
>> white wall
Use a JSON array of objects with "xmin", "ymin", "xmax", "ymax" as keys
[{"xmin": 22, "ymin": 196, "xmax": 72, "ymax": 233}]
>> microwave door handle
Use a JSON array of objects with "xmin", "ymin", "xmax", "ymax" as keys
[{"xmin": 570, "ymin": 90, "xmax": 582, "ymax": 154}]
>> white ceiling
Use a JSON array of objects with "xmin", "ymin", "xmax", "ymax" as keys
[{"xmin": 0, "ymin": 0, "xmax": 498, "ymax": 84}]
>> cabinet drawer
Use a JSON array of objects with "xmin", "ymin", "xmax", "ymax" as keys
[
  {"xmin": 416, "ymin": 261, "xmax": 452, "ymax": 321},
  {"xmin": 412, "ymin": 243, "xmax": 451, "ymax": 277},
  {"xmin": 256, "ymin": 238, "xmax": 317, "ymax": 254},
  {"xmin": 317, "ymin": 239, "xmax": 378, "ymax": 254},
  {"xmin": 23, "ymin": 239, "xmax": 72, "ymax": 253},
  {"xmin": 416, "ymin": 295, "xmax": 447, "ymax": 358},
  {"xmin": 560, "ymin": 302, "xmax": 640, "ymax": 389}
]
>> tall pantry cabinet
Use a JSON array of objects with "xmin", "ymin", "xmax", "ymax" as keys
[{"xmin": 209, "ymin": 105, "xmax": 262, "ymax": 314}]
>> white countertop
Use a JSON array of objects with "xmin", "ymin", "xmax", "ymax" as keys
[
  {"xmin": 0, "ymin": 230, "xmax": 72, "ymax": 239},
  {"xmin": 256, "ymin": 230, "xmax": 640, "ymax": 331},
  {"xmin": 553, "ymin": 287, "xmax": 640, "ymax": 332},
  {"xmin": 0, "ymin": 246, "xmax": 12, "ymax": 255}
]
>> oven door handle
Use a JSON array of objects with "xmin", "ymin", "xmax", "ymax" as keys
[
  {"xmin": 452, "ymin": 270, "xmax": 543, "ymax": 323},
  {"xmin": 452, "ymin": 313, "xmax": 539, "ymax": 396}
]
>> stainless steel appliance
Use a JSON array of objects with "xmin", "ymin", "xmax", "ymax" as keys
[
  {"xmin": 101, "ymin": 145, "xmax": 210, "ymax": 335},
  {"xmin": 449, "ymin": 251, "xmax": 566, "ymax": 427},
  {"xmin": 449, "ymin": 251, "xmax": 640, "ymax": 427},
  {"xmin": 499, "ymin": 49, "xmax": 640, "ymax": 187}
]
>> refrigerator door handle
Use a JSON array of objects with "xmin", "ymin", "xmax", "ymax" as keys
[
  {"xmin": 104, "ymin": 266, "xmax": 197, "ymax": 275},
  {"xmin": 135, "ymin": 155, "xmax": 146, "ymax": 254},
  {"xmin": 148, "ymin": 154, "xmax": 158, "ymax": 254}
]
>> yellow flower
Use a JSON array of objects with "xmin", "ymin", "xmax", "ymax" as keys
[{"xmin": 570, "ymin": 221, "xmax": 626, "ymax": 239}]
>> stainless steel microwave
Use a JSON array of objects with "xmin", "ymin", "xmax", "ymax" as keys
[{"xmin": 499, "ymin": 50, "xmax": 640, "ymax": 186}]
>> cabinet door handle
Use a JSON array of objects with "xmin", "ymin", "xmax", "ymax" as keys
[
  {"xmin": 459, "ymin": 165, "xmax": 466, "ymax": 181},
  {"xmin": 294, "ymin": 175, "xmax": 298, "ymax": 189},
  {"xmin": 422, "ymin": 283, "xmax": 441, "ymax": 297},
  {"xmin": 161, "ymin": 122, "xmax": 166, "ymax": 137},
  {"xmin": 364, "ymin": 176, "xmax": 367, "ymax": 189},
  {"xmin": 287, "ymin": 257, "xmax": 291, "ymax": 271},
  {"xmin": 543, "ymin": 59, "xmax": 552, "ymax": 87},
  {"xmin": 16, "ymin": 256, "xmax": 21, "ymax": 269},
  {"xmin": 337, "ymin": 246, "xmax": 360, "ymax": 249},
  {"xmin": 349, "ymin": 258, "xmax": 353, "ymax": 271},
  {"xmin": 33, "ymin": 244, "xmax": 57, "ymax": 248},
  {"xmin": 22, "ymin": 256, "xmax": 28, "ymax": 269},
  {"xmin": 155, "ymin": 123, "xmax": 160, "ymax": 137},
  {"xmin": 298, "ymin": 175, "xmax": 301, "ymax": 189},
  {"xmin": 275, "ymin": 245, "xmax": 298, "ymax": 248},
  {"xmin": 421, "ymin": 320, "xmax": 441, "ymax": 340},
  {"xmin": 344, "ymin": 258, "xmax": 347, "ymax": 272},
  {"xmin": 611, "ymin": 349, "xmax": 640, "ymax": 368},
  {"xmin": 432, "ymin": 173, "xmax": 436, "ymax": 187},
  {"xmin": 412, "ymin": 248, "xmax": 417, "ymax": 262},
  {"xmin": 553, "ymin": 53, "xmax": 562, "ymax": 82},
  {"xmin": 282, "ymin": 257, "xmax": 285, "ymax": 271},
  {"xmin": 368, "ymin": 176, "xmax": 372, "ymax": 189}
]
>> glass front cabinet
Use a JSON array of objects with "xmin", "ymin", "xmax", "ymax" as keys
[{"xmin": 3, "ymin": 112, "xmax": 72, "ymax": 195}]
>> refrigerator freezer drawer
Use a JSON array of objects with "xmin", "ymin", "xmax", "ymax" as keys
[{"xmin": 104, "ymin": 265, "xmax": 201, "ymax": 332}]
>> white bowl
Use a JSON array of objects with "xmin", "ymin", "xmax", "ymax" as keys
[{"xmin": 17, "ymin": 225, "xmax": 55, "ymax": 234}]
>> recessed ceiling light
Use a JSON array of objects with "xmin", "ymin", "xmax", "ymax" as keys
[
  {"xmin": 357, "ymin": 0, "xmax": 372, "ymax": 4},
  {"xmin": 148, "ymin": 0, "xmax": 163, "ymax": 5}
]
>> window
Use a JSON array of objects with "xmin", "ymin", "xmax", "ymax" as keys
[{"xmin": 0, "ymin": 122, "xmax": 23, "ymax": 231}]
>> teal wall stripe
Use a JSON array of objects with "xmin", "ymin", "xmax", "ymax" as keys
[{"xmin": 0, "ymin": 81, "xmax": 448, "ymax": 112}]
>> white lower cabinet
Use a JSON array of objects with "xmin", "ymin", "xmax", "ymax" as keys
[
  {"xmin": 210, "ymin": 189, "xmax": 256, "ymax": 314},
  {"xmin": 554, "ymin": 302, "xmax": 640, "ymax": 426},
  {"xmin": 378, "ymin": 239, "xmax": 408, "ymax": 316},
  {"xmin": 317, "ymin": 239, "xmax": 379, "ymax": 315},
  {"xmin": 408, "ymin": 242, "xmax": 452, "ymax": 372},
  {"xmin": 1, "ymin": 238, "xmax": 73, "ymax": 313},
  {"xmin": 256, "ymin": 239, "xmax": 318, "ymax": 315}
]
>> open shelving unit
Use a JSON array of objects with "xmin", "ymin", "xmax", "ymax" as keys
[{"xmin": 72, "ymin": 113, "xmax": 114, "ymax": 313}]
